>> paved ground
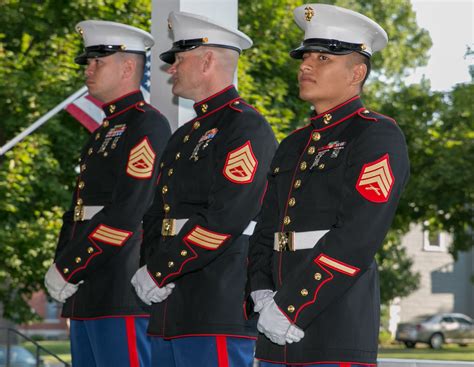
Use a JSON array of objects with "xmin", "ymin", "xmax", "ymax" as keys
[{"xmin": 378, "ymin": 359, "xmax": 474, "ymax": 367}]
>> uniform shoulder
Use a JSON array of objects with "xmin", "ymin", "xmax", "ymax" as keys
[
  {"xmin": 228, "ymin": 99, "xmax": 272, "ymax": 130},
  {"xmin": 130, "ymin": 102, "xmax": 171, "ymax": 134}
]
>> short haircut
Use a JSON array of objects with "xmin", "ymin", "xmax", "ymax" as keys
[{"xmin": 347, "ymin": 52, "xmax": 371, "ymax": 91}]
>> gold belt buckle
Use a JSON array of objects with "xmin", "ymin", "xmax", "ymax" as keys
[
  {"xmin": 73, "ymin": 205, "xmax": 84, "ymax": 222},
  {"xmin": 276, "ymin": 232, "xmax": 295, "ymax": 252},
  {"xmin": 161, "ymin": 218, "xmax": 176, "ymax": 236}
]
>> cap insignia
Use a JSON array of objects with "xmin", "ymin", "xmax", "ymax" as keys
[
  {"xmin": 168, "ymin": 20, "xmax": 173, "ymax": 30},
  {"xmin": 120, "ymin": 44, "xmax": 127, "ymax": 50},
  {"xmin": 305, "ymin": 6, "xmax": 315, "ymax": 22}
]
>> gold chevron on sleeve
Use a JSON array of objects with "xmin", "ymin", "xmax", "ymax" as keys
[
  {"xmin": 126, "ymin": 137, "xmax": 156, "ymax": 179},
  {"xmin": 223, "ymin": 141, "xmax": 258, "ymax": 184},
  {"xmin": 356, "ymin": 154, "xmax": 394, "ymax": 203},
  {"xmin": 316, "ymin": 254, "xmax": 360, "ymax": 276},
  {"xmin": 90, "ymin": 224, "xmax": 132, "ymax": 246},
  {"xmin": 185, "ymin": 225, "xmax": 230, "ymax": 250}
]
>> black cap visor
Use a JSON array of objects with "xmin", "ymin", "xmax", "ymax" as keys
[
  {"xmin": 75, "ymin": 45, "xmax": 145, "ymax": 65},
  {"xmin": 290, "ymin": 38, "xmax": 370, "ymax": 59}
]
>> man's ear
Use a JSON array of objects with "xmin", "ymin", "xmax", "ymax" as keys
[
  {"xmin": 351, "ymin": 62, "xmax": 367, "ymax": 86},
  {"xmin": 122, "ymin": 58, "xmax": 136, "ymax": 80},
  {"xmin": 202, "ymin": 50, "xmax": 214, "ymax": 73}
]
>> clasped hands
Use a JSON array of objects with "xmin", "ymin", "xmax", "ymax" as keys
[{"xmin": 251, "ymin": 289, "xmax": 305, "ymax": 345}]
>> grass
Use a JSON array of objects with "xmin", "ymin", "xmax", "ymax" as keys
[
  {"xmin": 22, "ymin": 339, "xmax": 71, "ymax": 364},
  {"xmin": 378, "ymin": 343, "xmax": 474, "ymax": 361}
]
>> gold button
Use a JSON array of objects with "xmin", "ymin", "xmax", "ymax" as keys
[
  {"xmin": 301, "ymin": 289, "xmax": 309, "ymax": 296},
  {"xmin": 87, "ymin": 247, "xmax": 94, "ymax": 254},
  {"xmin": 139, "ymin": 101, "xmax": 145, "ymax": 106},
  {"xmin": 314, "ymin": 272, "xmax": 322, "ymax": 280},
  {"xmin": 273, "ymin": 167, "xmax": 280, "ymax": 174},
  {"xmin": 81, "ymin": 164, "xmax": 86, "ymax": 172},
  {"xmin": 168, "ymin": 168, "xmax": 174, "ymax": 176},
  {"xmin": 363, "ymin": 109, "xmax": 370, "ymax": 114},
  {"xmin": 75, "ymin": 257, "xmax": 82, "ymax": 264},
  {"xmin": 88, "ymin": 148, "xmax": 93, "ymax": 155},
  {"xmin": 361, "ymin": 44, "xmax": 367, "ymax": 51},
  {"xmin": 63, "ymin": 268, "xmax": 69, "ymax": 274},
  {"xmin": 160, "ymin": 162, "xmax": 164, "ymax": 168},
  {"xmin": 294, "ymin": 179, "xmax": 302, "ymax": 189},
  {"xmin": 155, "ymin": 272, "xmax": 162, "ymax": 278},
  {"xmin": 168, "ymin": 261, "xmax": 174, "ymax": 268},
  {"xmin": 283, "ymin": 216, "xmax": 291, "ymax": 225},
  {"xmin": 78, "ymin": 181, "xmax": 85, "ymax": 189},
  {"xmin": 287, "ymin": 305, "xmax": 295, "ymax": 313},
  {"xmin": 162, "ymin": 185, "xmax": 168, "ymax": 195},
  {"xmin": 323, "ymin": 113, "xmax": 332, "ymax": 124},
  {"xmin": 300, "ymin": 161, "xmax": 307, "ymax": 171},
  {"xmin": 175, "ymin": 152, "xmax": 181, "ymax": 160},
  {"xmin": 103, "ymin": 120, "xmax": 109, "ymax": 127},
  {"xmin": 183, "ymin": 135, "xmax": 190, "ymax": 143},
  {"xmin": 76, "ymin": 198, "xmax": 83, "ymax": 205},
  {"xmin": 312, "ymin": 132, "xmax": 321, "ymax": 141},
  {"xmin": 318, "ymin": 163, "xmax": 325, "ymax": 170},
  {"xmin": 193, "ymin": 121, "xmax": 200, "ymax": 129},
  {"xmin": 95, "ymin": 133, "xmax": 100, "ymax": 140},
  {"xmin": 233, "ymin": 101, "xmax": 240, "ymax": 106},
  {"xmin": 164, "ymin": 204, "xmax": 170, "ymax": 213},
  {"xmin": 307, "ymin": 146, "xmax": 316, "ymax": 155},
  {"xmin": 288, "ymin": 197, "xmax": 296, "ymax": 207},
  {"xmin": 180, "ymin": 250, "xmax": 188, "ymax": 257},
  {"xmin": 103, "ymin": 152, "xmax": 108, "ymax": 157}
]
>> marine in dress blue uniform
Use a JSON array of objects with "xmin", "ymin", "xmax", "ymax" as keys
[
  {"xmin": 248, "ymin": 4, "xmax": 410, "ymax": 367},
  {"xmin": 44, "ymin": 20, "xmax": 171, "ymax": 367},
  {"xmin": 130, "ymin": 11, "xmax": 278, "ymax": 367}
]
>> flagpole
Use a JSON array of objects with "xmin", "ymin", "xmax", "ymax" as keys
[{"xmin": 0, "ymin": 86, "xmax": 88, "ymax": 156}]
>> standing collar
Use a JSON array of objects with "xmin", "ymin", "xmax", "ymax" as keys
[
  {"xmin": 102, "ymin": 90, "xmax": 144, "ymax": 117},
  {"xmin": 193, "ymin": 85, "xmax": 240, "ymax": 117},
  {"xmin": 310, "ymin": 95, "xmax": 363, "ymax": 129}
]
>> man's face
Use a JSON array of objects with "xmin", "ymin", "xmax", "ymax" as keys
[
  {"xmin": 84, "ymin": 53, "xmax": 123, "ymax": 103},
  {"xmin": 298, "ymin": 52, "xmax": 355, "ymax": 108},
  {"xmin": 167, "ymin": 49, "xmax": 204, "ymax": 101}
]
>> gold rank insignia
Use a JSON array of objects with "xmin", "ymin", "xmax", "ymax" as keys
[
  {"xmin": 305, "ymin": 6, "xmax": 315, "ymax": 21},
  {"xmin": 126, "ymin": 137, "xmax": 156, "ymax": 179},
  {"xmin": 356, "ymin": 154, "xmax": 394, "ymax": 203},
  {"xmin": 90, "ymin": 224, "xmax": 132, "ymax": 247},
  {"xmin": 222, "ymin": 141, "xmax": 258, "ymax": 184},
  {"xmin": 185, "ymin": 225, "xmax": 230, "ymax": 250}
]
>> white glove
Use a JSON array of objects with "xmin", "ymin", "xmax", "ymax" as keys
[
  {"xmin": 131, "ymin": 265, "xmax": 175, "ymax": 305},
  {"xmin": 250, "ymin": 289, "xmax": 275, "ymax": 313},
  {"xmin": 44, "ymin": 264, "xmax": 80, "ymax": 303},
  {"xmin": 257, "ymin": 299, "xmax": 292, "ymax": 345},
  {"xmin": 285, "ymin": 324, "xmax": 305, "ymax": 344}
]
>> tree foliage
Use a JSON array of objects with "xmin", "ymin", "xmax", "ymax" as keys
[{"xmin": 0, "ymin": 0, "xmax": 471, "ymax": 322}]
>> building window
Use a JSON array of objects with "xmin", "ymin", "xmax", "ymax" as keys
[
  {"xmin": 423, "ymin": 229, "xmax": 448, "ymax": 252},
  {"xmin": 45, "ymin": 300, "xmax": 60, "ymax": 323}
]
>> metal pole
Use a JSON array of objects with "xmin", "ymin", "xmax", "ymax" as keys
[{"xmin": 0, "ymin": 86, "xmax": 88, "ymax": 156}]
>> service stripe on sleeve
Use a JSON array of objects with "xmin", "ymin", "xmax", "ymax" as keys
[
  {"xmin": 185, "ymin": 225, "xmax": 230, "ymax": 250},
  {"xmin": 90, "ymin": 224, "xmax": 132, "ymax": 247}
]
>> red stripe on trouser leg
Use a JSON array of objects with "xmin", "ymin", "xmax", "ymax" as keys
[
  {"xmin": 340, "ymin": 363, "xmax": 351, "ymax": 367},
  {"xmin": 216, "ymin": 336, "xmax": 229, "ymax": 367},
  {"xmin": 125, "ymin": 317, "xmax": 140, "ymax": 367}
]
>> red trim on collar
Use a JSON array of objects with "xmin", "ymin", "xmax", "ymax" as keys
[
  {"xmin": 310, "ymin": 95, "xmax": 360, "ymax": 120},
  {"xmin": 107, "ymin": 103, "xmax": 145, "ymax": 120},
  {"xmin": 312, "ymin": 109, "xmax": 360, "ymax": 132},
  {"xmin": 191, "ymin": 97, "xmax": 241, "ymax": 122},
  {"xmin": 194, "ymin": 85, "xmax": 235, "ymax": 107},
  {"xmin": 102, "ymin": 90, "xmax": 142, "ymax": 108}
]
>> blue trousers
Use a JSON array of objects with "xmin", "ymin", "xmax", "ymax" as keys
[
  {"xmin": 70, "ymin": 317, "xmax": 151, "ymax": 367},
  {"xmin": 260, "ymin": 362, "xmax": 371, "ymax": 367},
  {"xmin": 151, "ymin": 336, "xmax": 255, "ymax": 367}
]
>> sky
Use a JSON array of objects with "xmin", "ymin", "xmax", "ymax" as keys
[{"xmin": 407, "ymin": 0, "xmax": 473, "ymax": 91}]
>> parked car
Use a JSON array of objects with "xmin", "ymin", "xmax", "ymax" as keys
[
  {"xmin": 396, "ymin": 312, "xmax": 474, "ymax": 349},
  {"xmin": 0, "ymin": 345, "xmax": 46, "ymax": 367}
]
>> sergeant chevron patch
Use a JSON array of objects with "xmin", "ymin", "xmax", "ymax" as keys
[
  {"xmin": 222, "ymin": 141, "xmax": 258, "ymax": 184},
  {"xmin": 90, "ymin": 224, "xmax": 132, "ymax": 246},
  {"xmin": 185, "ymin": 225, "xmax": 230, "ymax": 250},
  {"xmin": 126, "ymin": 137, "xmax": 156, "ymax": 179},
  {"xmin": 356, "ymin": 154, "xmax": 394, "ymax": 203},
  {"xmin": 315, "ymin": 254, "xmax": 360, "ymax": 276}
]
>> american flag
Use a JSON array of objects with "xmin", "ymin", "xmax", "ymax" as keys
[{"xmin": 65, "ymin": 52, "xmax": 152, "ymax": 132}]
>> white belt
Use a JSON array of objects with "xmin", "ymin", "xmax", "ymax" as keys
[
  {"xmin": 161, "ymin": 218, "xmax": 256, "ymax": 237},
  {"xmin": 73, "ymin": 205, "xmax": 104, "ymax": 221},
  {"xmin": 273, "ymin": 229, "xmax": 330, "ymax": 251}
]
